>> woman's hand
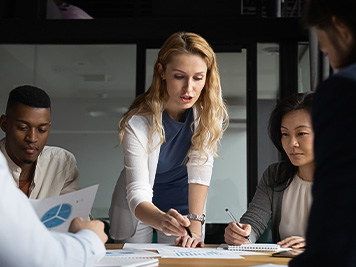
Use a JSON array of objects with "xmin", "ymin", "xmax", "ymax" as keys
[
  {"xmin": 224, "ymin": 222, "xmax": 251, "ymax": 245},
  {"xmin": 277, "ymin": 236, "xmax": 306, "ymax": 248},
  {"xmin": 175, "ymin": 232, "xmax": 204, "ymax": 248},
  {"xmin": 160, "ymin": 209, "xmax": 204, "ymax": 248},
  {"xmin": 175, "ymin": 214, "xmax": 205, "ymax": 248},
  {"xmin": 160, "ymin": 209, "xmax": 191, "ymax": 237}
]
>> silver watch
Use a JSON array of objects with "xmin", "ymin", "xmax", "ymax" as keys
[{"xmin": 187, "ymin": 213, "xmax": 205, "ymax": 224}]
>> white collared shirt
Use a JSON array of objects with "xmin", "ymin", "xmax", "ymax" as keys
[
  {"xmin": 0, "ymin": 152, "xmax": 105, "ymax": 267},
  {"xmin": 0, "ymin": 138, "xmax": 80, "ymax": 199}
]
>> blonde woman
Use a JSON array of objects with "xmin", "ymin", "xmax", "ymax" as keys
[{"xmin": 109, "ymin": 32, "xmax": 228, "ymax": 248}]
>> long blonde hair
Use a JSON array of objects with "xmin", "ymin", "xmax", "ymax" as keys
[{"xmin": 119, "ymin": 32, "xmax": 229, "ymax": 159}]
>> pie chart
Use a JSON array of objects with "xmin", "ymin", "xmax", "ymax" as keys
[{"xmin": 41, "ymin": 203, "xmax": 72, "ymax": 228}]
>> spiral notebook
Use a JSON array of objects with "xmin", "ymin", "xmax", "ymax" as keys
[{"xmin": 219, "ymin": 243, "xmax": 282, "ymax": 252}]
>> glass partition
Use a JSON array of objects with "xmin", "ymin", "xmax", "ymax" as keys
[
  {"xmin": 298, "ymin": 43, "xmax": 311, "ymax": 93},
  {"xmin": 257, "ymin": 43, "xmax": 280, "ymax": 181}
]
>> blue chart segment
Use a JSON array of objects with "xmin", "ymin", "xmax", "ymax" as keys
[{"xmin": 41, "ymin": 203, "xmax": 72, "ymax": 228}]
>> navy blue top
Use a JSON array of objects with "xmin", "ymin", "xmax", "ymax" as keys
[
  {"xmin": 290, "ymin": 64, "xmax": 356, "ymax": 267},
  {"xmin": 152, "ymin": 108, "xmax": 194, "ymax": 215}
]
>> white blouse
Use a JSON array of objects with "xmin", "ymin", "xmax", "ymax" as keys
[{"xmin": 279, "ymin": 175, "xmax": 313, "ymax": 240}]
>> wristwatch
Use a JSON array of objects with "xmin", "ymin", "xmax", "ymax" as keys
[{"xmin": 187, "ymin": 213, "xmax": 205, "ymax": 224}]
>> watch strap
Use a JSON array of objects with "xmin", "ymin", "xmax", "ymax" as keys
[{"xmin": 187, "ymin": 213, "xmax": 205, "ymax": 224}]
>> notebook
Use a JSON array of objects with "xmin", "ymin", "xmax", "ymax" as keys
[{"xmin": 219, "ymin": 243, "xmax": 282, "ymax": 252}]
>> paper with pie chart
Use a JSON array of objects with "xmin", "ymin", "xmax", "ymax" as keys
[{"xmin": 30, "ymin": 184, "xmax": 99, "ymax": 232}]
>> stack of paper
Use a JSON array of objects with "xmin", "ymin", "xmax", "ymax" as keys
[
  {"xmin": 95, "ymin": 249, "xmax": 159, "ymax": 267},
  {"xmin": 95, "ymin": 258, "xmax": 158, "ymax": 267}
]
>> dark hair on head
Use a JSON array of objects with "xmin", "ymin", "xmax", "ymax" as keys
[
  {"xmin": 6, "ymin": 85, "xmax": 51, "ymax": 113},
  {"xmin": 268, "ymin": 92, "xmax": 314, "ymax": 188},
  {"xmin": 302, "ymin": 0, "xmax": 356, "ymax": 35}
]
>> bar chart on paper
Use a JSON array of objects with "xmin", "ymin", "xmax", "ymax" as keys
[
  {"xmin": 157, "ymin": 248, "xmax": 244, "ymax": 259},
  {"xmin": 175, "ymin": 250, "xmax": 222, "ymax": 257}
]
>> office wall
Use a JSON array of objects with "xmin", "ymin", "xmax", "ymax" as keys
[
  {"xmin": 207, "ymin": 124, "xmax": 247, "ymax": 223},
  {"xmin": 47, "ymin": 98, "xmax": 125, "ymax": 219}
]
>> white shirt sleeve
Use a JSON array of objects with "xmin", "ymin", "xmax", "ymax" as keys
[
  {"xmin": 0, "ymin": 153, "xmax": 105, "ymax": 267},
  {"xmin": 124, "ymin": 121, "xmax": 154, "ymax": 213},
  {"xmin": 187, "ymin": 149, "xmax": 214, "ymax": 186}
]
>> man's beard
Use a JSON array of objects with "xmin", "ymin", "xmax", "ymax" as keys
[{"xmin": 22, "ymin": 159, "xmax": 35, "ymax": 165}]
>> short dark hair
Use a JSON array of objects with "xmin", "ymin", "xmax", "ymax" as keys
[
  {"xmin": 268, "ymin": 92, "xmax": 314, "ymax": 187},
  {"xmin": 302, "ymin": 0, "xmax": 356, "ymax": 34},
  {"xmin": 302, "ymin": 0, "xmax": 356, "ymax": 70},
  {"xmin": 6, "ymin": 85, "xmax": 51, "ymax": 113}
]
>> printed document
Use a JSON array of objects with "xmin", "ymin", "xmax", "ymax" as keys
[{"xmin": 30, "ymin": 184, "xmax": 98, "ymax": 232}]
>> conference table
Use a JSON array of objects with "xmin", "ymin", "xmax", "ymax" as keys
[{"xmin": 105, "ymin": 243, "xmax": 292, "ymax": 266}]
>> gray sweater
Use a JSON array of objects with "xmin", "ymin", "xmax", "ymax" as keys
[{"xmin": 240, "ymin": 162, "xmax": 293, "ymax": 243}]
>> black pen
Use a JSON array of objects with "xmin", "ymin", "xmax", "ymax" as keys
[
  {"xmin": 177, "ymin": 210, "xmax": 192, "ymax": 238},
  {"xmin": 225, "ymin": 208, "xmax": 252, "ymax": 243},
  {"xmin": 184, "ymin": 225, "xmax": 192, "ymax": 238}
]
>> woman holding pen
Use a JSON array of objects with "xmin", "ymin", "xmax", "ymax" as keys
[
  {"xmin": 109, "ymin": 32, "xmax": 229, "ymax": 248},
  {"xmin": 225, "ymin": 92, "xmax": 314, "ymax": 249}
]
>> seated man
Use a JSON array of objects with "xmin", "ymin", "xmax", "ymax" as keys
[
  {"xmin": 0, "ymin": 85, "xmax": 79, "ymax": 198},
  {"xmin": 0, "ymin": 151, "xmax": 107, "ymax": 267}
]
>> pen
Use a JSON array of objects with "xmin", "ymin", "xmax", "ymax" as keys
[
  {"xmin": 184, "ymin": 225, "xmax": 192, "ymax": 238},
  {"xmin": 177, "ymin": 210, "xmax": 192, "ymax": 238},
  {"xmin": 225, "ymin": 208, "xmax": 252, "ymax": 243}
]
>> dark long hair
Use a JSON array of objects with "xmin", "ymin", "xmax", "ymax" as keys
[{"xmin": 268, "ymin": 92, "xmax": 314, "ymax": 188}]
